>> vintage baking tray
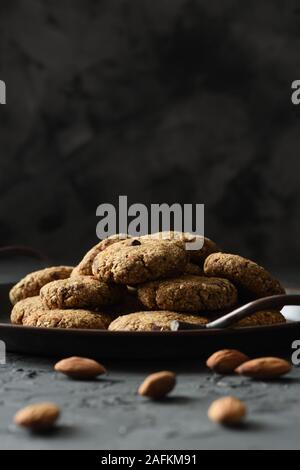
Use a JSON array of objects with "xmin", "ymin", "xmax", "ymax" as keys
[{"xmin": 1, "ymin": 283, "xmax": 300, "ymax": 358}]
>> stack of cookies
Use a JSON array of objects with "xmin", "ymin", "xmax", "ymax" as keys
[{"xmin": 10, "ymin": 232, "xmax": 286, "ymax": 331}]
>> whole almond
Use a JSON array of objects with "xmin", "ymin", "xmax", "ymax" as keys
[
  {"xmin": 14, "ymin": 402, "xmax": 60, "ymax": 429},
  {"xmin": 54, "ymin": 356, "xmax": 106, "ymax": 379},
  {"xmin": 138, "ymin": 371, "xmax": 176, "ymax": 399},
  {"xmin": 206, "ymin": 349, "xmax": 249, "ymax": 374},
  {"xmin": 235, "ymin": 357, "xmax": 292, "ymax": 379},
  {"xmin": 208, "ymin": 396, "xmax": 247, "ymax": 425}
]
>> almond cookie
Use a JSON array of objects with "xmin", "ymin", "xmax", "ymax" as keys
[
  {"xmin": 72, "ymin": 234, "xmax": 131, "ymax": 277},
  {"xmin": 137, "ymin": 275, "xmax": 238, "ymax": 312},
  {"xmin": 9, "ymin": 266, "xmax": 73, "ymax": 305},
  {"xmin": 92, "ymin": 238, "xmax": 188, "ymax": 285},
  {"xmin": 108, "ymin": 309, "xmax": 285, "ymax": 331},
  {"xmin": 207, "ymin": 308, "xmax": 285, "ymax": 327},
  {"xmin": 108, "ymin": 311, "xmax": 208, "ymax": 331},
  {"xmin": 23, "ymin": 309, "xmax": 112, "ymax": 329},
  {"xmin": 235, "ymin": 310, "xmax": 285, "ymax": 327},
  {"xmin": 142, "ymin": 231, "xmax": 220, "ymax": 266},
  {"xmin": 40, "ymin": 277, "xmax": 124, "ymax": 310},
  {"xmin": 11, "ymin": 296, "xmax": 45, "ymax": 325},
  {"xmin": 11, "ymin": 296, "xmax": 112, "ymax": 329},
  {"xmin": 204, "ymin": 253, "xmax": 285, "ymax": 299}
]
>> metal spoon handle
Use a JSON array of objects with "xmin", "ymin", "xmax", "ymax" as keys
[
  {"xmin": 206, "ymin": 294, "xmax": 300, "ymax": 329},
  {"xmin": 171, "ymin": 294, "xmax": 300, "ymax": 331}
]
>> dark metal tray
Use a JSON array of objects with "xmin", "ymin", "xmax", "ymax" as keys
[{"xmin": 1, "ymin": 284, "xmax": 299, "ymax": 358}]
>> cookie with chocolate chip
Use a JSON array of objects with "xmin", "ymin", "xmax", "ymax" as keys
[
  {"xmin": 40, "ymin": 276, "xmax": 124, "ymax": 310},
  {"xmin": 92, "ymin": 238, "xmax": 188, "ymax": 285},
  {"xmin": 9, "ymin": 266, "xmax": 73, "ymax": 305},
  {"xmin": 142, "ymin": 231, "xmax": 220, "ymax": 266},
  {"xmin": 72, "ymin": 234, "xmax": 131, "ymax": 277}
]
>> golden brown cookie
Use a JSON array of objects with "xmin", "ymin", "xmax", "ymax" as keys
[
  {"xmin": 72, "ymin": 234, "xmax": 131, "ymax": 277},
  {"xmin": 108, "ymin": 309, "xmax": 285, "ymax": 331},
  {"xmin": 23, "ymin": 309, "xmax": 112, "ymax": 329},
  {"xmin": 9, "ymin": 266, "xmax": 73, "ymax": 305},
  {"xmin": 92, "ymin": 238, "xmax": 188, "ymax": 285},
  {"xmin": 137, "ymin": 275, "xmax": 238, "ymax": 312},
  {"xmin": 40, "ymin": 276, "xmax": 124, "ymax": 310},
  {"xmin": 142, "ymin": 231, "xmax": 220, "ymax": 266},
  {"xmin": 108, "ymin": 311, "xmax": 208, "ymax": 331},
  {"xmin": 204, "ymin": 253, "xmax": 285, "ymax": 299},
  {"xmin": 234, "ymin": 310, "xmax": 285, "ymax": 327},
  {"xmin": 11, "ymin": 296, "xmax": 44, "ymax": 325},
  {"xmin": 11, "ymin": 297, "xmax": 112, "ymax": 329}
]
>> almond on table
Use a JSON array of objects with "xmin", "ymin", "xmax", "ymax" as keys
[
  {"xmin": 206, "ymin": 349, "xmax": 249, "ymax": 374},
  {"xmin": 208, "ymin": 396, "xmax": 247, "ymax": 425},
  {"xmin": 54, "ymin": 356, "xmax": 106, "ymax": 379},
  {"xmin": 138, "ymin": 371, "xmax": 176, "ymax": 399},
  {"xmin": 14, "ymin": 402, "xmax": 60, "ymax": 430},
  {"xmin": 235, "ymin": 357, "xmax": 292, "ymax": 379}
]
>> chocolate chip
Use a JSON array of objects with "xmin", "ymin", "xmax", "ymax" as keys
[{"xmin": 128, "ymin": 239, "xmax": 141, "ymax": 246}]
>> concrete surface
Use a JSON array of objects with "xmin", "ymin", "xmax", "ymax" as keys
[{"xmin": 0, "ymin": 354, "xmax": 300, "ymax": 450}]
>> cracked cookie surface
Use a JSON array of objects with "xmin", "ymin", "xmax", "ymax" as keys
[
  {"xmin": 108, "ymin": 311, "xmax": 208, "ymax": 331},
  {"xmin": 137, "ymin": 275, "xmax": 238, "ymax": 312},
  {"xmin": 72, "ymin": 234, "xmax": 131, "ymax": 277},
  {"xmin": 40, "ymin": 276, "xmax": 124, "ymax": 310},
  {"xmin": 234, "ymin": 310, "xmax": 285, "ymax": 327},
  {"xmin": 24, "ymin": 309, "xmax": 112, "ymax": 329},
  {"xmin": 108, "ymin": 309, "xmax": 285, "ymax": 331},
  {"xmin": 142, "ymin": 231, "xmax": 220, "ymax": 266},
  {"xmin": 11, "ymin": 296, "xmax": 44, "ymax": 325},
  {"xmin": 204, "ymin": 253, "xmax": 285, "ymax": 299},
  {"xmin": 11, "ymin": 296, "xmax": 112, "ymax": 329},
  {"xmin": 9, "ymin": 266, "xmax": 73, "ymax": 305},
  {"xmin": 92, "ymin": 239, "xmax": 188, "ymax": 285}
]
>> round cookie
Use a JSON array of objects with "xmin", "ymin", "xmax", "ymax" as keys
[
  {"xmin": 108, "ymin": 309, "xmax": 285, "ymax": 331},
  {"xmin": 92, "ymin": 238, "xmax": 188, "ymax": 285},
  {"xmin": 204, "ymin": 253, "xmax": 285, "ymax": 299},
  {"xmin": 72, "ymin": 234, "xmax": 130, "ymax": 277},
  {"xmin": 108, "ymin": 311, "xmax": 208, "ymax": 331},
  {"xmin": 23, "ymin": 309, "xmax": 112, "ymax": 329},
  {"xmin": 137, "ymin": 275, "xmax": 238, "ymax": 312},
  {"xmin": 9, "ymin": 266, "xmax": 73, "ymax": 305},
  {"xmin": 11, "ymin": 296, "xmax": 44, "ymax": 325},
  {"xmin": 235, "ymin": 310, "xmax": 285, "ymax": 327},
  {"xmin": 142, "ymin": 231, "xmax": 220, "ymax": 266},
  {"xmin": 40, "ymin": 277, "xmax": 124, "ymax": 310}
]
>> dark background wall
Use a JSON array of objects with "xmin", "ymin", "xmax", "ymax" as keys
[{"xmin": 0, "ymin": 0, "xmax": 300, "ymax": 270}]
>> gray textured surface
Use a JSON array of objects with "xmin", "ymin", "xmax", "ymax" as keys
[
  {"xmin": 1, "ymin": 354, "xmax": 300, "ymax": 450},
  {"xmin": 1, "ymin": 262, "xmax": 300, "ymax": 450},
  {"xmin": 1, "ymin": 1, "xmax": 300, "ymax": 269}
]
